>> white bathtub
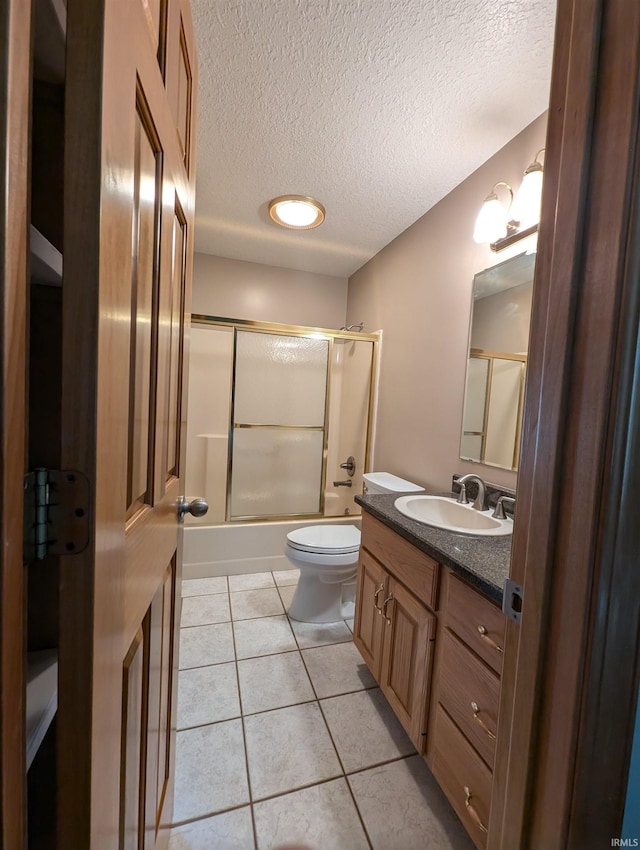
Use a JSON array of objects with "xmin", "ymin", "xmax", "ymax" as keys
[{"xmin": 183, "ymin": 516, "xmax": 362, "ymax": 580}]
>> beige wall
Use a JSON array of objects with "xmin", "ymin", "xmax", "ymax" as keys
[
  {"xmin": 192, "ymin": 253, "xmax": 348, "ymax": 329},
  {"xmin": 346, "ymin": 113, "xmax": 547, "ymax": 492}
]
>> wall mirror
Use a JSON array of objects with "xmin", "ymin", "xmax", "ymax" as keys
[{"xmin": 460, "ymin": 250, "xmax": 536, "ymax": 471}]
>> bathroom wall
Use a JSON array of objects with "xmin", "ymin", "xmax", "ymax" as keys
[
  {"xmin": 192, "ymin": 253, "xmax": 349, "ymax": 329},
  {"xmin": 346, "ymin": 113, "xmax": 547, "ymax": 492}
]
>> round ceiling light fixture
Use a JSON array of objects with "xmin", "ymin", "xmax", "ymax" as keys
[{"xmin": 268, "ymin": 195, "xmax": 326, "ymax": 230}]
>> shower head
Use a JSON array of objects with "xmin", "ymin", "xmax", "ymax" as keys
[{"xmin": 339, "ymin": 322, "xmax": 364, "ymax": 332}]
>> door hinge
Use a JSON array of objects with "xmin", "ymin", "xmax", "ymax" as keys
[
  {"xmin": 24, "ymin": 468, "xmax": 90, "ymax": 561},
  {"xmin": 502, "ymin": 578, "xmax": 523, "ymax": 624}
]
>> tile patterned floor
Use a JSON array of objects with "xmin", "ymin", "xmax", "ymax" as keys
[{"xmin": 169, "ymin": 570, "xmax": 474, "ymax": 850}]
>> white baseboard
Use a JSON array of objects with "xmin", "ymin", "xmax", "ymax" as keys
[{"xmin": 183, "ymin": 553, "xmax": 291, "ymax": 580}]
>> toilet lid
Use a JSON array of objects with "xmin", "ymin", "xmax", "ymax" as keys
[{"xmin": 287, "ymin": 524, "xmax": 361, "ymax": 554}]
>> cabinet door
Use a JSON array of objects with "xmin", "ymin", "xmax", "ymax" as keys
[
  {"xmin": 353, "ymin": 549, "xmax": 387, "ymax": 682},
  {"xmin": 380, "ymin": 576, "xmax": 436, "ymax": 752}
]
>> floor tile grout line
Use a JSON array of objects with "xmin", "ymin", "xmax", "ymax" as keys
[
  {"xmin": 249, "ymin": 769, "xmax": 347, "ymax": 806},
  {"xmin": 297, "ymin": 648, "xmax": 352, "ymax": 788},
  {"xmin": 181, "ymin": 589, "xmax": 230, "ymax": 600},
  {"xmin": 229, "ymin": 608, "xmax": 260, "ymax": 850},
  {"xmin": 168, "ymin": 800, "xmax": 253, "ymax": 830},
  {"xmin": 344, "ymin": 768, "xmax": 375, "ymax": 850}
]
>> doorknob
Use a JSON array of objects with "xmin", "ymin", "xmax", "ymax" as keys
[
  {"xmin": 339, "ymin": 456, "xmax": 356, "ymax": 477},
  {"xmin": 177, "ymin": 496, "xmax": 209, "ymax": 523}
]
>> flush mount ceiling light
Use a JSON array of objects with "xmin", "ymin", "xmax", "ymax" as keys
[{"xmin": 268, "ymin": 195, "xmax": 326, "ymax": 230}]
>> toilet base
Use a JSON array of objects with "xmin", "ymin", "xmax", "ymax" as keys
[{"xmin": 287, "ymin": 573, "xmax": 356, "ymax": 624}]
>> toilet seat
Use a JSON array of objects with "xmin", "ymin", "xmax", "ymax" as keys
[{"xmin": 286, "ymin": 524, "xmax": 361, "ymax": 555}]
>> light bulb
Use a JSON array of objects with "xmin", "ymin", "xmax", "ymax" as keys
[
  {"xmin": 268, "ymin": 195, "xmax": 326, "ymax": 229},
  {"xmin": 473, "ymin": 196, "xmax": 508, "ymax": 244},
  {"xmin": 274, "ymin": 200, "xmax": 319, "ymax": 227},
  {"xmin": 512, "ymin": 167, "xmax": 543, "ymax": 229}
]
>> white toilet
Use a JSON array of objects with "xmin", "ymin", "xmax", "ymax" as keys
[
  {"xmin": 285, "ymin": 473, "xmax": 423, "ymax": 624},
  {"xmin": 285, "ymin": 524, "xmax": 361, "ymax": 623},
  {"xmin": 361, "ymin": 471, "xmax": 425, "ymax": 497}
]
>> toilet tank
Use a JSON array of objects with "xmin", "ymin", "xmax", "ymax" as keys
[{"xmin": 362, "ymin": 472, "xmax": 424, "ymax": 495}]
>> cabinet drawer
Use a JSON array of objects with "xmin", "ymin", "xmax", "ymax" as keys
[
  {"xmin": 362, "ymin": 513, "xmax": 439, "ymax": 610},
  {"xmin": 430, "ymin": 705, "xmax": 492, "ymax": 850},
  {"xmin": 438, "ymin": 630, "xmax": 500, "ymax": 769},
  {"xmin": 445, "ymin": 574, "xmax": 505, "ymax": 675}
]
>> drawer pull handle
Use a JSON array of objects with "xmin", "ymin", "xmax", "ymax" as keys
[
  {"xmin": 373, "ymin": 584, "xmax": 385, "ymax": 614},
  {"xmin": 471, "ymin": 701, "xmax": 496, "ymax": 740},
  {"xmin": 477, "ymin": 624, "xmax": 503, "ymax": 653},
  {"xmin": 464, "ymin": 786, "xmax": 488, "ymax": 834},
  {"xmin": 382, "ymin": 593, "xmax": 394, "ymax": 624}
]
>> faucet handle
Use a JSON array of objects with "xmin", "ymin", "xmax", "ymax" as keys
[
  {"xmin": 492, "ymin": 495, "xmax": 515, "ymax": 520},
  {"xmin": 456, "ymin": 483, "xmax": 469, "ymax": 505}
]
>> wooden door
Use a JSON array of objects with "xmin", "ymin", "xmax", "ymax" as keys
[
  {"xmin": 0, "ymin": 0, "xmax": 30, "ymax": 844},
  {"xmin": 379, "ymin": 577, "xmax": 436, "ymax": 752},
  {"xmin": 353, "ymin": 550, "xmax": 387, "ymax": 682},
  {"xmin": 59, "ymin": 0, "xmax": 197, "ymax": 847},
  {"xmin": 490, "ymin": 2, "xmax": 640, "ymax": 847}
]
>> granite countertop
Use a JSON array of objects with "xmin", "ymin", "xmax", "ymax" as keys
[{"xmin": 355, "ymin": 493, "xmax": 512, "ymax": 604}]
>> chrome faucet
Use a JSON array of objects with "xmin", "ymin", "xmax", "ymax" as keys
[{"xmin": 456, "ymin": 474, "xmax": 487, "ymax": 511}]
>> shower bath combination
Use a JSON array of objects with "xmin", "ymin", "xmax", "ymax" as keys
[{"xmin": 183, "ymin": 315, "xmax": 380, "ymax": 526}]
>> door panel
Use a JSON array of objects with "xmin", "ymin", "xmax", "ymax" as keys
[
  {"xmin": 0, "ymin": 0, "xmax": 30, "ymax": 843},
  {"xmin": 353, "ymin": 550, "xmax": 386, "ymax": 682},
  {"xmin": 156, "ymin": 563, "xmax": 175, "ymax": 824},
  {"xmin": 120, "ymin": 630, "xmax": 145, "ymax": 850},
  {"xmin": 128, "ymin": 103, "xmax": 162, "ymax": 515},
  {"xmin": 166, "ymin": 10, "xmax": 193, "ymax": 170},
  {"xmin": 60, "ymin": 0, "xmax": 197, "ymax": 846}
]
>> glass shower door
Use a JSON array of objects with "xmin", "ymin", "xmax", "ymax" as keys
[
  {"xmin": 229, "ymin": 330, "xmax": 329, "ymax": 519},
  {"xmin": 324, "ymin": 338, "xmax": 375, "ymax": 516}
]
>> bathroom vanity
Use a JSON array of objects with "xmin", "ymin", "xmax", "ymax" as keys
[{"xmin": 353, "ymin": 493, "xmax": 511, "ymax": 850}]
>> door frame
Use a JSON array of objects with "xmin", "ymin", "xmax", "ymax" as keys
[
  {"xmin": 490, "ymin": 1, "xmax": 640, "ymax": 846},
  {"xmin": 0, "ymin": 0, "xmax": 30, "ymax": 844}
]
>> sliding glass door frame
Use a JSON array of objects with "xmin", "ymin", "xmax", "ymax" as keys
[{"xmin": 191, "ymin": 314, "xmax": 380, "ymax": 523}]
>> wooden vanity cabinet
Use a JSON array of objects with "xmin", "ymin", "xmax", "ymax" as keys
[
  {"xmin": 354, "ymin": 513, "xmax": 507, "ymax": 850},
  {"xmin": 353, "ymin": 514, "xmax": 438, "ymax": 752}
]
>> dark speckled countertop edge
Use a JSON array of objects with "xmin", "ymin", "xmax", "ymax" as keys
[{"xmin": 355, "ymin": 493, "xmax": 512, "ymax": 605}]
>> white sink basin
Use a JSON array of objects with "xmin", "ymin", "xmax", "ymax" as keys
[{"xmin": 394, "ymin": 495, "xmax": 513, "ymax": 536}]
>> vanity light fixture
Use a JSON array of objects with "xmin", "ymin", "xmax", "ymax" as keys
[
  {"xmin": 474, "ymin": 149, "xmax": 546, "ymax": 252},
  {"xmin": 268, "ymin": 195, "xmax": 326, "ymax": 230},
  {"xmin": 472, "ymin": 182, "xmax": 515, "ymax": 246}
]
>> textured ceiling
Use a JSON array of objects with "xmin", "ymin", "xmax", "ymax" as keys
[{"xmin": 192, "ymin": 0, "xmax": 556, "ymax": 278}]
